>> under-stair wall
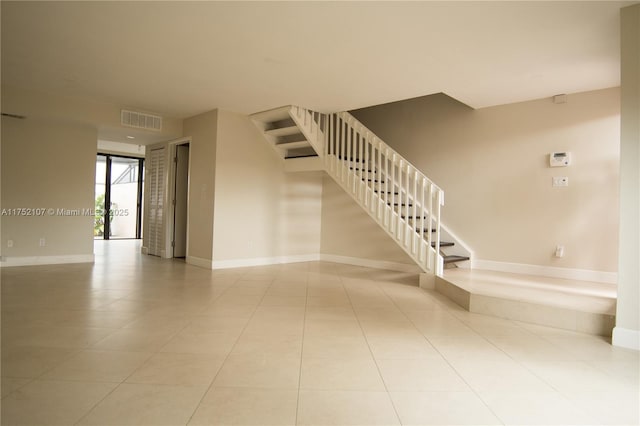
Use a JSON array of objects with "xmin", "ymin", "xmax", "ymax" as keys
[
  {"xmin": 211, "ymin": 110, "xmax": 323, "ymax": 268},
  {"xmin": 320, "ymin": 175, "xmax": 425, "ymax": 272}
]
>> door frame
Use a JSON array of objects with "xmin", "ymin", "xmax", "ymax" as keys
[{"xmin": 166, "ymin": 137, "xmax": 192, "ymax": 259}]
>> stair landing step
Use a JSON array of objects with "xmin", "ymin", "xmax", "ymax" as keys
[{"xmin": 436, "ymin": 269, "xmax": 616, "ymax": 336}]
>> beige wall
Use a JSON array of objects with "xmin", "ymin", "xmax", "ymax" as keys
[
  {"xmin": 212, "ymin": 110, "xmax": 322, "ymax": 263},
  {"xmin": 183, "ymin": 110, "xmax": 218, "ymax": 262},
  {"xmin": 2, "ymin": 86, "xmax": 183, "ymax": 144},
  {"xmin": 350, "ymin": 88, "xmax": 620, "ymax": 273},
  {"xmin": 320, "ymin": 175, "xmax": 415, "ymax": 267},
  {"xmin": 1, "ymin": 116, "xmax": 96, "ymax": 259},
  {"xmin": 1, "ymin": 86, "xmax": 182, "ymax": 264},
  {"xmin": 614, "ymin": 4, "xmax": 640, "ymax": 349}
]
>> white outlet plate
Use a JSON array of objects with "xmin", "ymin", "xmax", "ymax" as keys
[
  {"xmin": 552, "ymin": 177, "xmax": 569, "ymax": 187},
  {"xmin": 39, "ymin": 238, "xmax": 46, "ymax": 247},
  {"xmin": 7, "ymin": 240, "xmax": 13, "ymax": 248}
]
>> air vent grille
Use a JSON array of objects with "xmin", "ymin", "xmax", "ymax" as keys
[{"xmin": 121, "ymin": 109, "xmax": 162, "ymax": 131}]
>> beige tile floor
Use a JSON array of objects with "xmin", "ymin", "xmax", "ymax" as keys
[{"xmin": 1, "ymin": 240, "xmax": 638, "ymax": 425}]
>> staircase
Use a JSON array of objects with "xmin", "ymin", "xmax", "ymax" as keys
[
  {"xmin": 251, "ymin": 105, "xmax": 471, "ymax": 278},
  {"xmin": 250, "ymin": 106, "xmax": 324, "ymax": 172}
]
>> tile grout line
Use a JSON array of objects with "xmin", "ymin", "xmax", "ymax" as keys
[
  {"xmin": 294, "ymin": 267, "xmax": 310, "ymax": 426},
  {"xmin": 74, "ymin": 272, "xmax": 246, "ymax": 426},
  {"xmin": 5, "ymin": 255, "xmax": 636, "ymax": 425},
  {"xmin": 382, "ymin": 282, "xmax": 508, "ymax": 426},
  {"xmin": 1, "ymin": 279, "xmax": 155, "ymax": 403},
  {"xmin": 340, "ymin": 274, "xmax": 404, "ymax": 426},
  {"xmin": 183, "ymin": 271, "xmax": 274, "ymax": 425}
]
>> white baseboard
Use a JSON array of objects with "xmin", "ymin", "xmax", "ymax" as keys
[
  {"xmin": 472, "ymin": 259, "xmax": 617, "ymax": 284},
  {"xmin": 186, "ymin": 255, "xmax": 213, "ymax": 269},
  {"xmin": 0, "ymin": 254, "xmax": 95, "ymax": 267},
  {"xmin": 612, "ymin": 326, "xmax": 640, "ymax": 351},
  {"xmin": 212, "ymin": 254, "xmax": 320, "ymax": 270},
  {"xmin": 320, "ymin": 254, "xmax": 421, "ymax": 273}
]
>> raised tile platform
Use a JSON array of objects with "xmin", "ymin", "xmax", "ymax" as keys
[{"xmin": 434, "ymin": 269, "xmax": 616, "ymax": 336}]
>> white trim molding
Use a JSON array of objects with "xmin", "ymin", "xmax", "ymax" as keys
[
  {"xmin": 0, "ymin": 254, "xmax": 95, "ymax": 267},
  {"xmin": 186, "ymin": 255, "xmax": 213, "ymax": 269},
  {"xmin": 320, "ymin": 254, "xmax": 422, "ymax": 273},
  {"xmin": 472, "ymin": 259, "xmax": 617, "ymax": 284},
  {"xmin": 612, "ymin": 327, "xmax": 640, "ymax": 351},
  {"xmin": 212, "ymin": 254, "xmax": 320, "ymax": 270}
]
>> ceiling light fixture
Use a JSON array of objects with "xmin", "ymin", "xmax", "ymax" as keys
[{"xmin": 126, "ymin": 135, "xmax": 135, "ymax": 139}]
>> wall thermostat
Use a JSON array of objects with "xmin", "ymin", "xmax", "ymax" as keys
[{"xmin": 550, "ymin": 152, "xmax": 571, "ymax": 167}]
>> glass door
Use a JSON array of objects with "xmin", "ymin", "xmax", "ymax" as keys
[{"xmin": 95, "ymin": 154, "xmax": 144, "ymax": 239}]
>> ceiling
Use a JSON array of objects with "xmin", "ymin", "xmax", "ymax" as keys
[{"xmin": 1, "ymin": 1, "xmax": 632, "ymax": 122}]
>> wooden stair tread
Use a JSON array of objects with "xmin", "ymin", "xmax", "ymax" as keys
[
  {"xmin": 443, "ymin": 255, "xmax": 470, "ymax": 264},
  {"xmin": 277, "ymin": 140, "xmax": 310, "ymax": 150},
  {"xmin": 285, "ymin": 154, "xmax": 319, "ymax": 159},
  {"xmin": 265, "ymin": 125, "xmax": 302, "ymax": 137},
  {"xmin": 433, "ymin": 241, "xmax": 455, "ymax": 247}
]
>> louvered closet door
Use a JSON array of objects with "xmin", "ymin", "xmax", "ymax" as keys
[{"xmin": 147, "ymin": 147, "xmax": 165, "ymax": 256}]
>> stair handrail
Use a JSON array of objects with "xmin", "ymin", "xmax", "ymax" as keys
[
  {"xmin": 324, "ymin": 111, "xmax": 445, "ymax": 274},
  {"xmin": 337, "ymin": 111, "xmax": 444, "ymax": 199},
  {"xmin": 279, "ymin": 105, "xmax": 445, "ymax": 274},
  {"xmin": 290, "ymin": 106, "xmax": 326, "ymax": 158}
]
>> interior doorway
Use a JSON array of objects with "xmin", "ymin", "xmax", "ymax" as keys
[
  {"xmin": 172, "ymin": 143, "xmax": 189, "ymax": 258},
  {"xmin": 95, "ymin": 154, "xmax": 144, "ymax": 240}
]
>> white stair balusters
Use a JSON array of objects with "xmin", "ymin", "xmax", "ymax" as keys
[{"xmin": 292, "ymin": 107, "xmax": 445, "ymax": 275}]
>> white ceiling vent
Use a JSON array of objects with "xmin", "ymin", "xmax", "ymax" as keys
[{"xmin": 121, "ymin": 109, "xmax": 162, "ymax": 131}]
